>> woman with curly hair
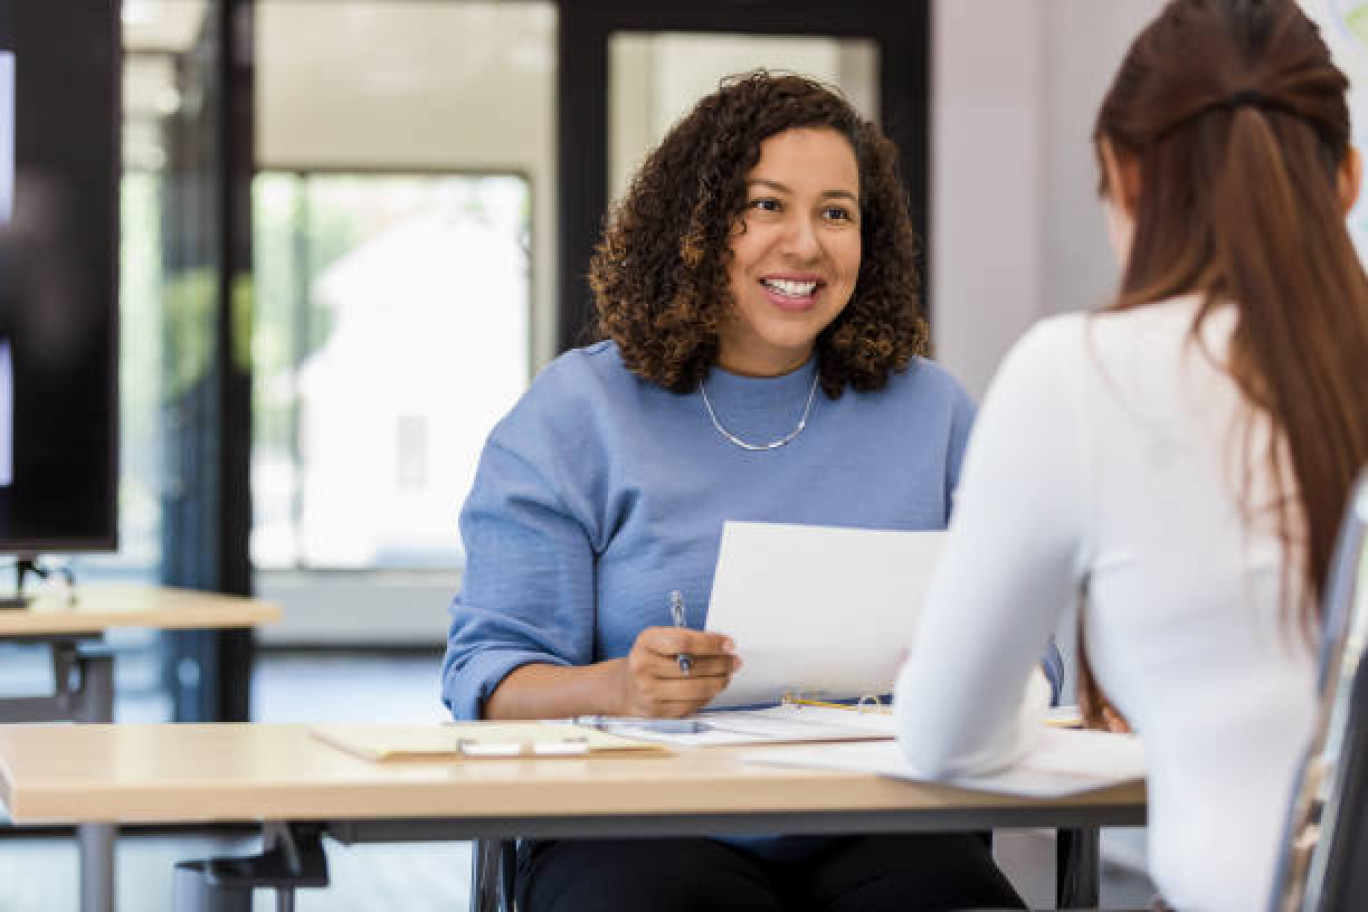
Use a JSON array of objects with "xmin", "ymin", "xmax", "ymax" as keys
[{"xmin": 442, "ymin": 71, "xmax": 1024, "ymax": 911}]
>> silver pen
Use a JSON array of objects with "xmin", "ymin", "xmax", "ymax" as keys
[
  {"xmin": 575, "ymin": 715, "xmax": 708, "ymax": 734},
  {"xmin": 670, "ymin": 589, "xmax": 692, "ymax": 675}
]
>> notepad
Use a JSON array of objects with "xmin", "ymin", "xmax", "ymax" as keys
[{"xmin": 311, "ymin": 723, "xmax": 669, "ymax": 762}]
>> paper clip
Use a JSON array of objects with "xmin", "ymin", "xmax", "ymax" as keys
[
  {"xmin": 781, "ymin": 692, "xmax": 890, "ymax": 714},
  {"xmin": 455, "ymin": 736, "xmax": 591, "ymax": 757},
  {"xmin": 456, "ymin": 738, "xmax": 524, "ymax": 758},
  {"xmin": 532, "ymin": 736, "xmax": 590, "ymax": 756}
]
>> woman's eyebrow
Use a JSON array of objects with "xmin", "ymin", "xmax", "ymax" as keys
[
  {"xmin": 747, "ymin": 178, "xmax": 791, "ymax": 194},
  {"xmin": 747, "ymin": 178, "xmax": 858, "ymax": 203}
]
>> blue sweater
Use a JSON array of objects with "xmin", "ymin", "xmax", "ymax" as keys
[{"xmin": 442, "ymin": 340, "xmax": 976, "ymax": 721}]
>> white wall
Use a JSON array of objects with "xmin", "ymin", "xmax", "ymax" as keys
[{"xmin": 931, "ymin": 0, "xmax": 1162, "ymax": 400}]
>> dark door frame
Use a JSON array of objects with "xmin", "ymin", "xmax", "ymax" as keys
[
  {"xmin": 556, "ymin": 0, "xmax": 931, "ymax": 353},
  {"xmin": 161, "ymin": 0, "xmax": 255, "ymax": 723}
]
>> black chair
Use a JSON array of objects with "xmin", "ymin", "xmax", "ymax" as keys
[
  {"xmin": 1270, "ymin": 468, "xmax": 1368, "ymax": 911},
  {"xmin": 471, "ymin": 837, "xmax": 516, "ymax": 912}
]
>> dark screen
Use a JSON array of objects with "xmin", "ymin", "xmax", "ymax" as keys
[{"xmin": 0, "ymin": 0, "xmax": 118, "ymax": 553}]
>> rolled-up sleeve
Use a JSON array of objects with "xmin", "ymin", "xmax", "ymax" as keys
[{"xmin": 441, "ymin": 431, "xmax": 597, "ymax": 720}]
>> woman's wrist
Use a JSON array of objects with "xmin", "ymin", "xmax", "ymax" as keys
[{"xmin": 483, "ymin": 659, "xmax": 626, "ymax": 719}]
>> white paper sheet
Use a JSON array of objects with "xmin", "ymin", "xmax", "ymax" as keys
[
  {"xmin": 748, "ymin": 729, "xmax": 1146, "ymax": 798},
  {"xmin": 705, "ymin": 522, "xmax": 945, "ymax": 707},
  {"xmin": 591, "ymin": 704, "xmax": 898, "ymax": 747}
]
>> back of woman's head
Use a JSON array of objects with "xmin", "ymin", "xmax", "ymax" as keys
[
  {"xmin": 590, "ymin": 70, "xmax": 925, "ymax": 397},
  {"xmin": 1095, "ymin": 0, "xmax": 1368, "ymax": 620}
]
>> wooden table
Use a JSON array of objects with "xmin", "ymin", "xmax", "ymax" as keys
[
  {"xmin": 0, "ymin": 586, "xmax": 280, "ymax": 912},
  {"xmin": 0, "ymin": 723, "xmax": 1146, "ymax": 911}
]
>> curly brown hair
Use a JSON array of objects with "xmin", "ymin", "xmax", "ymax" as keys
[{"xmin": 589, "ymin": 70, "xmax": 927, "ymax": 397}]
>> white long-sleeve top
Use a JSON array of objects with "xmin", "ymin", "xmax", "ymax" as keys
[{"xmin": 895, "ymin": 296, "xmax": 1317, "ymax": 912}]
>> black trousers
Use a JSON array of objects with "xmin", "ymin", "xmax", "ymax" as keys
[{"xmin": 515, "ymin": 834, "xmax": 1026, "ymax": 912}]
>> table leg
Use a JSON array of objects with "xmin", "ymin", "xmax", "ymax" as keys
[
  {"xmin": 1057, "ymin": 826, "xmax": 1101, "ymax": 909},
  {"xmin": 76, "ymin": 652, "xmax": 116, "ymax": 912},
  {"xmin": 80, "ymin": 822, "xmax": 116, "ymax": 912}
]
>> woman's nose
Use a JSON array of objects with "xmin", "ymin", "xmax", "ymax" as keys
[{"xmin": 779, "ymin": 215, "xmax": 822, "ymax": 262}]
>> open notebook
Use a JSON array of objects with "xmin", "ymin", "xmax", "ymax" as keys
[{"xmin": 312, "ymin": 723, "xmax": 669, "ymax": 761}]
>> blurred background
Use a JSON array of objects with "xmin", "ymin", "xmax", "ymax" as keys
[{"xmin": 4, "ymin": 0, "xmax": 1368, "ymax": 908}]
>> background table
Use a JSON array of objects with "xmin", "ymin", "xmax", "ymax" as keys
[
  {"xmin": 0, "ymin": 723, "xmax": 1146, "ymax": 910},
  {"xmin": 0, "ymin": 586, "xmax": 280, "ymax": 912}
]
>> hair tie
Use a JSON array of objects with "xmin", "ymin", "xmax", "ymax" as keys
[
  {"xmin": 1220, "ymin": 88, "xmax": 1271, "ymax": 111},
  {"xmin": 1154, "ymin": 88, "xmax": 1288, "ymax": 141}
]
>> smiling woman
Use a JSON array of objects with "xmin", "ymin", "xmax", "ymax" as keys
[{"xmin": 441, "ymin": 71, "xmax": 1022, "ymax": 912}]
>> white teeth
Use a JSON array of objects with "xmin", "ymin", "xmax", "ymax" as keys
[{"xmin": 762, "ymin": 278, "xmax": 818, "ymax": 298}]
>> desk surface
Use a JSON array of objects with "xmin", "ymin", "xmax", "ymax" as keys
[
  {"xmin": 0, "ymin": 585, "xmax": 280, "ymax": 637},
  {"xmin": 0, "ymin": 724, "xmax": 1146, "ymax": 834}
]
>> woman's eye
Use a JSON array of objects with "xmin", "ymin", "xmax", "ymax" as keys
[
  {"xmin": 823, "ymin": 206, "xmax": 855, "ymax": 222},
  {"xmin": 748, "ymin": 198, "xmax": 781, "ymax": 213}
]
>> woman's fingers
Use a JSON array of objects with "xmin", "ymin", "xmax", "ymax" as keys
[
  {"xmin": 641, "ymin": 652, "xmax": 739, "ymax": 679},
  {"xmin": 638, "ymin": 626, "xmax": 735, "ymax": 659},
  {"xmin": 642, "ymin": 674, "xmax": 733, "ymax": 710},
  {"xmin": 620, "ymin": 626, "xmax": 742, "ymax": 716}
]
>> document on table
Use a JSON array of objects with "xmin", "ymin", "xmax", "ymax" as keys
[
  {"xmin": 748, "ymin": 728, "xmax": 1146, "ymax": 798},
  {"xmin": 589, "ymin": 704, "xmax": 899, "ymax": 747},
  {"xmin": 705, "ymin": 521, "xmax": 945, "ymax": 708},
  {"xmin": 312, "ymin": 723, "xmax": 669, "ymax": 761}
]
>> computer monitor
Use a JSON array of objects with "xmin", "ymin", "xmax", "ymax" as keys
[{"xmin": 0, "ymin": 0, "xmax": 119, "ymax": 557}]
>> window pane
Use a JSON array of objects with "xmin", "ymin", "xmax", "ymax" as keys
[{"xmin": 252, "ymin": 173, "xmax": 530, "ymax": 569}]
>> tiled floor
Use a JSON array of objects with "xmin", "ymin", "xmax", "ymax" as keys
[{"xmin": 0, "ymin": 646, "xmax": 1156, "ymax": 911}]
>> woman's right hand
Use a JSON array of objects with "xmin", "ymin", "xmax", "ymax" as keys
[{"xmin": 615, "ymin": 627, "xmax": 741, "ymax": 718}]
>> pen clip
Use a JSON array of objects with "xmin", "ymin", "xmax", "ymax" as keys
[{"xmin": 669, "ymin": 589, "xmax": 686, "ymax": 628}]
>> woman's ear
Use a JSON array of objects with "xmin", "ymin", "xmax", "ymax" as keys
[
  {"xmin": 1338, "ymin": 145, "xmax": 1362, "ymax": 216},
  {"xmin": 1099, "ymin": 138, "xmax": 1141, "ymax": 218},
  {"xmin": 1098, "ymin": 138, "xmax": 1138, "ymax": 268}
]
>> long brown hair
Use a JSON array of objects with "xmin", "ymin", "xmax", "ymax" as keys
[{"xmin": 1082, "ymin": 0, "xmax": 1368, "ymax": 722}]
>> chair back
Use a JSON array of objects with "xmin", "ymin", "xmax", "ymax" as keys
[{"xmin": 1270, "ymin": 468, "xmax": 1368, "ymax": 911}]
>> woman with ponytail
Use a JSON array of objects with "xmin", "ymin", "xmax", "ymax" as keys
[{"xmin": 895, "ymin": 1, "xmax": 1368, "ymax": 909}]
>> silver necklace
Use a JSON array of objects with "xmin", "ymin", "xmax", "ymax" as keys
[{"xmin": 699, "ymin": 371, "xmax": 820, "ymax": 451}]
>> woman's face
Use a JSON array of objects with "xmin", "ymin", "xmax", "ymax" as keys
[{"xmin": 719, "ymin": 127, "xmax": 862, "ymax": 377}]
